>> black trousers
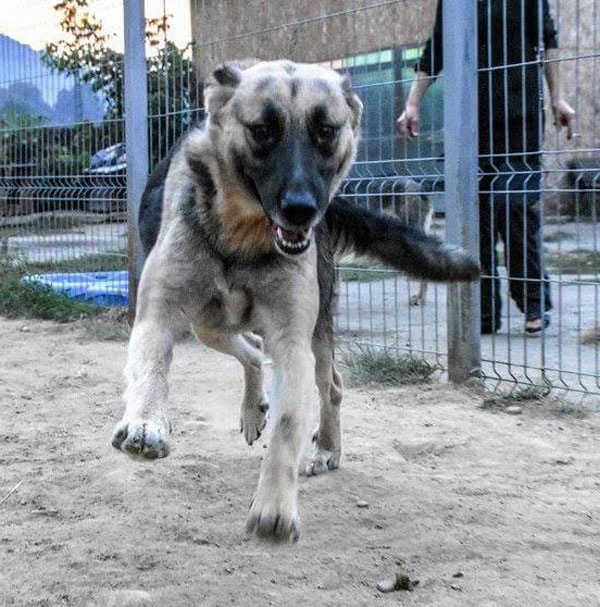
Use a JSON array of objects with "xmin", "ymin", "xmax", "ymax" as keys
[{"xmin": 479, "ymin": 161, "xmax": 552, "ymax": 330}]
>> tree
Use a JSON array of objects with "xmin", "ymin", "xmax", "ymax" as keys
[
  {"xmin": 42, "ymin": 0, "xmax": 202, "ymax": 167},
  {"xmin": 0, "ymin": 82, "xmax": 54, "ymax": 124},
  {"xmin": 42, "ymin": 0, "xmax": 124, "ymax": 119}
]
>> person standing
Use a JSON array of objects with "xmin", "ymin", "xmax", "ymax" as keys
[{"xmin": 398, "ymin": 0, "xmax": 576, "ymax": 333}]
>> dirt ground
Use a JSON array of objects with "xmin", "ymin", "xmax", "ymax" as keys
[{"xmin": 1, "ymin": 318, "xmax": 599, "ymax": 607}]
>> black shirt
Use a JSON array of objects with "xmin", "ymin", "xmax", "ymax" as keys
[{"xmin": 417, "ymin": 0, "xmax": 558, "ymax": 159}]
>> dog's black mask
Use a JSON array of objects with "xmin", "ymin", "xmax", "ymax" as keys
[{"xmin": 234, "ymin": 103, "xmax": 341, "ymax": 257}]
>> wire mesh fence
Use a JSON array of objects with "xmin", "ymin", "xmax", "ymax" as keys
[
  {"xmin": 0, "ymin": 0, "xmax": 599, "ymax": 398},
  {"xmin": 0, "ymin": 0, "xmax": 128, "ymax": 307}
]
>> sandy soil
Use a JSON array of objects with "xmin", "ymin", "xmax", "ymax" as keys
[{"xmin": 1, "ymin": 317, "xmax": 599, "ymax": 607}]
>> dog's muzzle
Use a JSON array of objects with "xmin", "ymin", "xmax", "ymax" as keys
[{"xmin": 272, "ymin": 191, "xmax": 317, "ymax": 256}]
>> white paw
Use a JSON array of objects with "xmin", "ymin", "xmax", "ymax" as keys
[
  {"xmin": 111, "ymin": 418, "xmax": 171, "ymax": 460},
  {"xmin": 240, "ymin": 395, "xmax": 269, "ymax": 446},
  {"xmin": 246, "ymin": 486, "xmax": 300, "ymax": 542}
]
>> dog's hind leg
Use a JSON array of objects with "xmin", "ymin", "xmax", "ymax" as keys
[
  {"xmin": 243, "ymin": 332, "xmax": 264, "ymax": 352},
  {"xmin": 410, "ymin": 280, "xmax": 429, "ymax": 306},
  {"xmin": 409, "ymin": 203, "xmax": 433, "ymax": 306},
  {"xmin": 194, "ymin": 328, "xmax": 269, "ymax": 446},
  {"xmin": 305, "ymin": 327, "xmax": 342, "ymax": 476}
]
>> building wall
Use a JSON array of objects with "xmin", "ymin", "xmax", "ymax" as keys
[
  {"xmin": 190, "ymin": 0, "xmax": 599, "ymax": 212},
  {"xmin": 544, "ymin": 0, "xmax": 599, "ymax": 211},
  {"xmin": 191, "ymin": 0, "xmax": 437, "ymax": 77}
]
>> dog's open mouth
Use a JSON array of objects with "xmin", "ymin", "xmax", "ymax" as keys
[{"xmin": 272, "ymin": 224, "xmax": 313, "ymax": 256}]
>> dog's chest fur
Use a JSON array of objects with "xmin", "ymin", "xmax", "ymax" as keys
[{"xmin": 189, "ymin": 244, "xmax": 318, "ymax": 335}]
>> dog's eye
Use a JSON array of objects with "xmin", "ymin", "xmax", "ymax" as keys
[
  {"xmin": 317, "ymin": 124, "xmax": 337, "ymax": 141},
  {"xmin": 248, "ymin": 124, "xmax": 273, "ymax": 144}
]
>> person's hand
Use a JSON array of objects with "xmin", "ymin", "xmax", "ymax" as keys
[
  {"xmin": 551, "ymin": 98, "xmax": 576, "ymax": 140},
  {"xmin": 397, "ymin": 103, "xmax": 420, "ymax": 140}
]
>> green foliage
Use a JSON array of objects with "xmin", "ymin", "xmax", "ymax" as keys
[
  {"xmin": 337, "ymin": 261, "xmax": 397, "ymax": 282},
  {"xmin": 0, "ymin": 256, "xmax": 103, "ymax": 322},
  {"xmin": 28, "ymin": 253, "xmax": 128, "ymax": 274},
  {"xmin": 543, "ymin": 230, "xmax": 573, "ymax": 244},
  {"xmin": 41, "ymin": 0, "xmax": 200, "ymax": 167},
  {"xmin": 42, "ymin": 0, "xmax": 124, "ymax": 119},
  {"xmin": 0, "ymin": 112, "xmax": 111, "ymax": 177},
  {"xmin": 147, "ymin": 40, "xmax": 202, "ymax": 167},
  {"xmin": 1, "ymin": 109, "xmax": 48, "ymax": 131}
]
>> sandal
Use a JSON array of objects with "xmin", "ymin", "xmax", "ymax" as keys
[{"xmin": 525, "ymin": 313, "xmax": 550, "ymax": 334}]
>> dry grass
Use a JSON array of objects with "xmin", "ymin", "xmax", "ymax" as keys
[
  {"xmin": 545, "ymin": 249, "xmax": 600, "ymax": 274},
  {"xmin": 338, "ymin": 344, "xmax": 436, "ymax": 387},
  {"xmin": 79, "ymin": 307, "xmax": 130, "ymax": 341},
  {"xmin": 481, "ymin": 384, "xmax": 588, "ymax": 419},
  {"xmin": 543, "ymin": 230, "xmax": 573, "ymax": 244},
  {"xmin": 580, "ymin": 324, "xmax": 600, "ymax": 345}
]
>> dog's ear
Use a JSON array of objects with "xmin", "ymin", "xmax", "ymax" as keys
[
  {"xmin": 206, "ymin": 62, "xmax": 244, "ymax": 118},
  {"xmin": 341, "ymin": 74, "xmax": 363, "ymax": 132},
  {"xmin": 212, "ymin": 62, "xmax": 243, "ymax": 87}
]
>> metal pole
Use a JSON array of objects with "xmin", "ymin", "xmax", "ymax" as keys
[
  {"xmin": 444, "ymin": 0, "xmax": 481, "ymax": 381},
  {"xmin": 124, "ymin": 0, "xmax": 149, "ymax": 323}
]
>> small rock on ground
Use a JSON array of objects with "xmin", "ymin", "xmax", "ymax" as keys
[
  {"xmin": 376, "ymin": 571, "xmax": 418, "ymax": 593},
  {"xmin": 505, "ymin": 406, "xmax": 523, "ymax": 415},
  {"xmin": 93, "ymin": 589, "xmax": 153, "ymax": 607}
]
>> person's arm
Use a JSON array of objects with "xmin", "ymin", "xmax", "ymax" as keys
[
  {"xmin": 544, "ymin": 49, "xmax": 576, "ymax": 140},
  {"xmin": 398, "ymin": 73, "xmax": 433, "ymax": 140},
  {"xmin": 541, "ymin": 0, "xmax": 576, "ymax": 139},
  {"xmin": 398, "ymin": 0, "xmax": 442, "ymax": 140}
]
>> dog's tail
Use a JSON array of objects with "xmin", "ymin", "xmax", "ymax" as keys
[{"xmin": 325, "ymin": 197, "xmax": 480, "ymax": 282}]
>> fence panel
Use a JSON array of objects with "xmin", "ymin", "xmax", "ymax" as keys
[
  {"xmin": 475, "ymin": 0, "xmax": 600, "ymax": 396},
  {"xmin": 0, "ymin": 1, "xmax": 128, "ymax": 308},
  {"xmin": 1, "ymin": 0, "xmax": 599, "ymax": 399}
]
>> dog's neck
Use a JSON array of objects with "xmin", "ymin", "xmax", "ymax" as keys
[
  {"xmin": 212, "ymin": 183, "xmax": 274, "ymax": 260},
  {"xmin": 185, "ymin": 157, "xmax": 275, "ymax": 265}
]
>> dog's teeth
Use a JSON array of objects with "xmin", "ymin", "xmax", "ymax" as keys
[{"xmin": 274, "ymin": 224, "xmax": 312, "ymax": 254}]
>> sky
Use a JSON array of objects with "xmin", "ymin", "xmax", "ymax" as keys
[{"xmin": 0, "ymin": 0, "xmax": 192, "ymax": 53}]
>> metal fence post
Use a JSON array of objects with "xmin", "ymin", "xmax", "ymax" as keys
[
  {"xmin": 123, "ymin": 0, "xmax": 149, "ymax": 323},
  {"xmin": 443, "ymin": 0, "xmax": 481, "ymax": 382}
]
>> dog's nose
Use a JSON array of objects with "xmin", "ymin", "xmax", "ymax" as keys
[{"xmin": 280, "ymin": 192, "xmax": 317, "ymax": 227}]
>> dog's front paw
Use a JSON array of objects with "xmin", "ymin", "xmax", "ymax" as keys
[
  {"xmin": 240, "ymin": 396, "xmax": 269, "ymax": 446},
  {"xmin": 246, "ymin": 488, "xmax": 300, "ymax": 543},
  {"xmin": 111, "ymin": 418, "xmax": 171, "ymax": 460}
]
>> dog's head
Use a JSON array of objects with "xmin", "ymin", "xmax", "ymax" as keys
[{"xmin": 201, "ymin": 59, "xmax": 362, "ymax": 257}]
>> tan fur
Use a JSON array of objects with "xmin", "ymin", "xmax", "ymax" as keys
[{"xmin": 217, "ymin": 189, "xmax": 272, "ymax": 256}]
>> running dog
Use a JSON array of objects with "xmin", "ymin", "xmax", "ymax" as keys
[{"xmin": 112, "ymin": 60, "xmax": 479, "ymax": 543}]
